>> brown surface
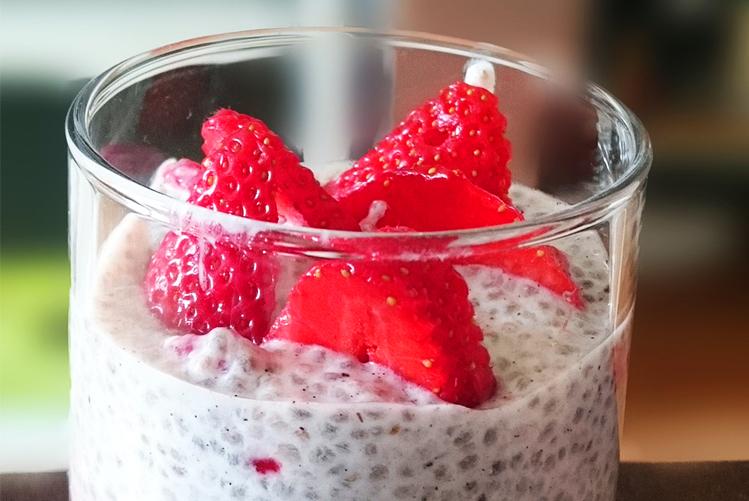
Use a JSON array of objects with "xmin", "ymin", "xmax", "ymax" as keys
[
  {"xmin": 617, "ymin": 461, "xmax": 749, "ymax": 500},
  {"xmin": 398, "ymin": 0, "xmax": 589, "ymax": 70},
  {"xmin": 1, "ymin": 472, "xmax": 68, "ymax": 501},
  {"xmin": 3, "ymin": 463, "xmax": 748, "ymax": 500},
  {"xmin": 621, "ymin": 270, "xmax": 749, "ymax": 462}
]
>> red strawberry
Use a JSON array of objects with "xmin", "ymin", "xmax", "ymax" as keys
[
  {"xmin": 189, "ymin": 122, "xmax": 291, "ymax": 220},
  {"xmin": 329, "ymin": 166, "xmax": 580, "ymax": 305},
  {"xmin": 146, "ymin": 111, "xmax": 360, "ymax": 342},
  {"xmin": 201, "ymin": 109, "xmax": 252, "ymax": 156},
  {"xmin": 145, "ymin": 118, "xmax": 284, "ymax": 343},
  {"xmin": 200, "ymin": 110, "xmax": 359, "ymax": 230},
  {"xmin": 328, "ymin": 81, "xmax": 512, "ymax": 200},
  {"xmin": 267, "ymin": 259, "xmax": 497, "ymax": 407},
  {"xmin": 467, "ymin": 245, "xmax": 584, "ymax": 308},
  {"xmin": 333, "ymin": 165, "xmax": 523, "ymax": 231},
  {"xmin": 272, "ymin": 157, "xmax": 360, "ymax": 230},
  {"xmin": 144, "ymin": 232, "xmax": 277, "ymax": 343}
]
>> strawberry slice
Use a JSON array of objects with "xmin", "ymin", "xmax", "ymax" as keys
[
  {"xmin": 200, "ymin": 110, "xmax": 359, "ymax": 230},
  {"xmin": 466, "ymin": 245, "xmax": 584, "ymax": 308},
  {"xmin": 145, "ymin": 128, "xmax": 282, "ymax": 343},
  {"xmin": 201, "ymin": 109, "xmax": 252, "ymax": 156},
  {"xmin": 267, "ymin": 259, "xmax": 497, "ymax": 407},
  {"xmin": 327, "ymin": 81, "xmax": 512, "ymax": 201},
  {"xmin": 272, "ymin": 157, "xmax": 360, "ymax": 230},
  {"xmin": 146, "ymin": 112, "xmax": 361, "ymax": 342},
  {"xmin": 334, "ymin": 165, "xmax": 523, "ymax": 231},
  {"xmin": 145, "ymin": 233, "xmax": 277, "ymax": 343},
  {"xmin": 330, "ymin": 161, "xmax": 581, "ymax": 306},
  {"xmin": 331, "ymin": 164, "xmax": 581, "ymax": 306}
]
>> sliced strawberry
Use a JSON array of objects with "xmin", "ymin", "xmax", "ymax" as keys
[
  {"xmin": 145, "ymin": 118, "xmax": 283, "ymax": 343},
  {"xmin": 334, "ymin": 165, "xmax": 523, "ymax": 231},
  {"xmin": 335, "ymin": 171, "xmax": 580, "ymax": 306},
  {"xmin": 467, "ymin": 245, "xmax": 584, "ymax": 308},
  {"xmin": 274, "ymin": 190, "xmax": 307, "ymax": 227},
  {"xmin": 144, "ymin": 232, "xmax": 277, "ymax": 343},
  {"xmin": 331, "ymin": 167, "xmax": 580, "ymax": 305},
  {"xmin": 200, "ymin": 110, "xmax": 359, "ymax": 230},
  {"xmin": 201, "ymin": 109, "xmax": 252, "ymax": 156},
  {"xmin": 267, "ymin": 259, "xmax": 497, "ymax": 407},
  {"xmin": 272, "ymin": 159, "xmax": 360, "ymax": 231},
  {"xmin": 328, "ymin": 81, "xmax": 512, "ymax": 200},
  {"xmin": 146, "ymin": 111, "xmax": 362, "ymax": 342}
]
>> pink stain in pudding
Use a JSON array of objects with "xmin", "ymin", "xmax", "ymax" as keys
[
  {"xmin": 250, "ymin": 457, "xmax": 281, "ymax": 475},
  {"xmin": 171, "ymin": 338, "xmax": 194, "ymax": 357}
]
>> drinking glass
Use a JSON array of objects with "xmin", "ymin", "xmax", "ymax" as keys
[{"xmin": 66, "ymin": 28, "xmax": 651, "ymax": 501}]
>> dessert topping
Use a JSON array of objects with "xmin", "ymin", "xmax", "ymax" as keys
[
  {"xmin": 267, "ymin": 257, "xmax": 497, "ymax": 407},
  {"xmin": 332, "ymin": 164, "xmax": 523, "ymax": 231},
  {"xmin": 327, "ymin": 81, "xmax": 512, "ymax": 201}
]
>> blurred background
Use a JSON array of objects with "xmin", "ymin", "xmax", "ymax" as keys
[{"xmin": 1, "ymin": 0, "xmax": 747, "ymax": 472}]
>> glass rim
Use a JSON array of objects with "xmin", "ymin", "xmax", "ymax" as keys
[{"xmin": 66, "ymin": 27, "xmax": 652, "ymax": 253}]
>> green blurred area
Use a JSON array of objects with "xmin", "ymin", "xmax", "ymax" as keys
[
  {"xmin": 0, "ymin": 252, "xmax": 70, "ymax": 413},
  {"xmin": 0, "ymin": 81, "xmax": 78, "ymax": 418}
]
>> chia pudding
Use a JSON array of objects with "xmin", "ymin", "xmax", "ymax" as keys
[
  {"xmin": 65, "ymin": 39, "xmax": 649, "ymax": 500},
  {"xmin": 69, "ymin": 179, "xmax": 629, "ymax": 501}
]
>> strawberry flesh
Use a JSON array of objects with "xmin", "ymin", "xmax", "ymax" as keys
[
  {"xmin": 267, "ymin": 260, "xmax": 497, "ymax": 407},
  {"xmin": 272, "ymin": 157, "xmax": 360, "ymax": 231},
  {"xmin": 334, "ymin": 165, "xmax": 523, "ymax": 231},
  {"xmin": 466, "ymin": 245, "xmax": 584, "ymax": 308}
]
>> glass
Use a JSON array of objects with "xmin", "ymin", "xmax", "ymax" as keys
[{"xmin": 66, "ymin": 28, "xmax": 651, "ymax": 501}]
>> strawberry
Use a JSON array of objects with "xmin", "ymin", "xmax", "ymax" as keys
[
  {"xmin": 272, "ymin": 157, "xmax": 360, "ymax": 230},
  {"xmin": 324, "ymin": 71, "xmax": 582, "ymax": 304},
  {"xmin": 327, "ymin": 81, "xmax": 512, "ymax": 201},
  {"xmin": 199, "ymin": 110, "xmax": 359, "ymax": 230},
  {"xmin": 331, "ymin": 165, "xmax": 581, "ymax": 305},
  {"xmin": 267, "ymin": 259, "xmax": 497, "ymax": 407},
  {"xmin": 144, "ymin": 232, "xmax": 277, "ymax": 343},
  {"xmin": 146, "ymin": 111, "xmax": 362, "ymax": 342},
  {"xmin": 201, "ymin": 109, "xmax": 252, "ymax": 156},
  {"xmin": 189, "ymin": 123, "xmax": 289, "ymax": 220},
  {"xmin": 467, "ymin": 245, "xmax": 584, "ymax": 308},
  {"xmin": 333, "ymin": 165, "xmax": 523, "ymax": 231},
  {"xmin": 146, "ymin": 125, "xmax": 282, "ymax": 343}
]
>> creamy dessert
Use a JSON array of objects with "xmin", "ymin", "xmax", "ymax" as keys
[{"xmin": 69, "ymin": 63, "xmax": 629, "ymax": 501}]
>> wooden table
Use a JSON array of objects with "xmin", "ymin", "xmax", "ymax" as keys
[{"xmin": 2, "ymin": 462, "xmax": 747, "ymax": 500}]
